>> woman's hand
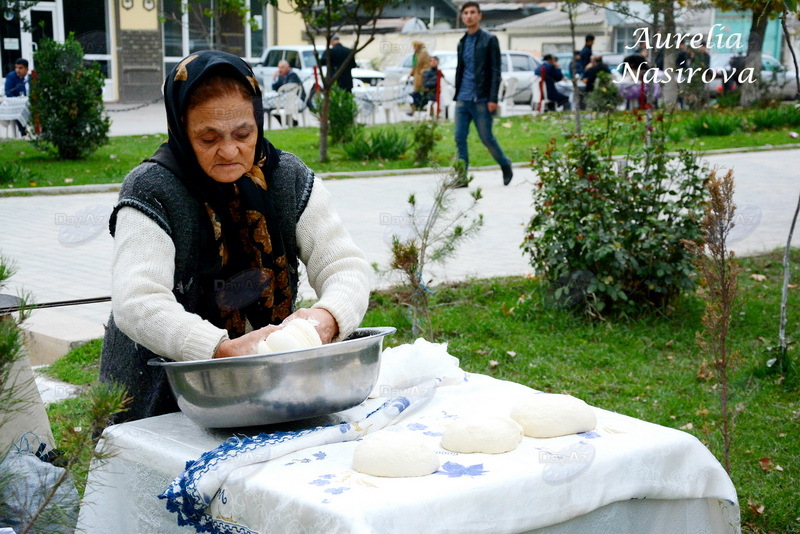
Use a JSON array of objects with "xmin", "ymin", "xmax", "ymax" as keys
[
  {"xmin": 283, "ymin": 308, "xmax": 339, "ymax": 344},
  {"xmin": 213, "ymin": 324, "xmax": 280, "ymax": 359}
]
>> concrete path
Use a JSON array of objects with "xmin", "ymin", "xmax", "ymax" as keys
[{"xmin": 1, "ymin": 148, "xmax": 799, "ymax": 331}]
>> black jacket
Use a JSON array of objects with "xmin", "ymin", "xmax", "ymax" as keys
[
  {"xmin": 323, "ymin": 43, "xmax": 355, "ymax": 91},
  {"xmin": 455, "ymin": 28, "xmax": 502, "ymax": 103}
]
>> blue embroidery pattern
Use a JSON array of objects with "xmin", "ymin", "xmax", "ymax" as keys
[
  {"xmin": 159, "ymin": 386, "xmax": 437, "ymax": 534},
  {"xmin": 578, "ymin": 431, "xmax": 601, "ymax": 439},
  {"xmin": 437, "ymin": 461, "xmax": 488, "ymax": 478}
]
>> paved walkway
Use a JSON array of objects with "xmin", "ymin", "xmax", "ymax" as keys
[{"xmin": 1, "ymin": 147, "xmax": 799, "ymax": 329}]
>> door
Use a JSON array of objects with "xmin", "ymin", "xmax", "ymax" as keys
[{"xmin": 20, "ymin": 3, "xmax": 65, "ymax": 71}]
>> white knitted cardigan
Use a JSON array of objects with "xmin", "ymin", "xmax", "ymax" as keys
[{"xmin": 111, "ymin": 177, "xmax": 371, "ymax": 362}]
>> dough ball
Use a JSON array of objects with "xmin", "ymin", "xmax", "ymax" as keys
[
  {"xmin": 441, "ymin": 415, "xmax": 523, "ymax": 454},
  {"xmin": 352, "ymin": 432, "xmax": 440, "ymax": 477},
  {"xmin": 256, "ymin": 318, "xmax": 323, "ymax": 354},
  {"xmin": 510, "ymin": 394, "xmax": 597, "ymax": 438}
]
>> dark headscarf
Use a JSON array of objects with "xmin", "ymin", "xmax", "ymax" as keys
[{"xmin": 149, "ymin": 50, "xmax": 293, "ymax": 337}]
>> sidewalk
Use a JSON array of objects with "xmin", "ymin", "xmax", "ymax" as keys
[{"xmin": 2, "ymin": 148, "xmax": 799, "ymax": 328}]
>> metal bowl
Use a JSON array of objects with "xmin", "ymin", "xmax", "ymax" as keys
[{"xmin": 148, "ymin": 327, "xmax": 395, "ymax": 428}]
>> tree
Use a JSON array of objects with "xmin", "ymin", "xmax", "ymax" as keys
[
  {"xmin": 711, "ymin": 0, "xmax": 786, "ymax": 106},
  {"xmin": 29, "ymin": 35, "xmax": 110, "ymax": 160},
  {"xmin": 286, "ymin": 0, "xmax": 398, "ymax": 163},
  {"xmin": 0, "ymin": 1, "xmax": 39, "ymax": 31}
]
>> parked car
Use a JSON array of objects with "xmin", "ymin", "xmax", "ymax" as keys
[
  {"xmin": 250, "ymin": 45, "xmax": 385, "ymax": 107},
  {"xmin": 386, "ymin": 49, "xmax": 547, "ymax": 104},
  {"xmin": 706, "ymin": 53, "xmax": 797, "ymax": 100}
]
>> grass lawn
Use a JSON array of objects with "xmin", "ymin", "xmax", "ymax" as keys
[
  {"xmin": 1, "ymin": 107, "xmax": 798, "ymax": 189},
  {"xmin": 45, "ymin": 249, "xmax": 800, "ymax": 533}
]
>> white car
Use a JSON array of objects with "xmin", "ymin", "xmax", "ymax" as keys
[
  {"xmin": 251, "ymin": 45, "xmax": 385, "ymax": 107},
  {"xmin": 385, "ymin": 50, "xmax": 547, "ymax": 105}
]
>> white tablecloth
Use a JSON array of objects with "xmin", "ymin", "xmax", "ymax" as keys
[
  {"xmin": 0, "ymin": 96, "xmax": 30, "ymax": 129},
  {"xmin": 78, "ymin": 373, "xmax": 739, "ymax": 533}
]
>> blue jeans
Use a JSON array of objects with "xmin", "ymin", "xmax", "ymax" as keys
[{"xmin": 454, "ymin": 100, "xmax": 510, "ymax": 170}]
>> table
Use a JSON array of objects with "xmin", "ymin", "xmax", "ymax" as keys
[
  {"xmin": 0, "ymin": 96, "xmax": 30, "ymax": 137},
  {"xmin": 352, "ymin": 85, "xmax": 412, "ymax": 124},
  {"xmin": 77, "ymin": 373, "xmax": 739, "ymax": 533}
]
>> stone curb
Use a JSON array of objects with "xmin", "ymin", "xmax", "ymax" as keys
[{"xmin": 2, "ymin": 143, "xmax": 798, "ymax": 197}]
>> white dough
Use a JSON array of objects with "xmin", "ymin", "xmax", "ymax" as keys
[
  {"xmin": 441, "ymin": 415, "xmax": 523, "ymax": 454},
  {"xmin": 256, "ymin": 318, "xmax": 323, "ymax": 354},
  {"xmin": 510, "ymin": 394, "xmax": 597, "ymax": 438},
  {"xmin": 352, "ymin": 432, "xmax": 440, "ymax": 477}
]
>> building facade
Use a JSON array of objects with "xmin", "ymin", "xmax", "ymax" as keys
[{"xmin": 0, "ymin": 0, "xmax": 306, "ymax": 102}]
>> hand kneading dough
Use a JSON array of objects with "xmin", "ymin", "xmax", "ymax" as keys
[
  {"xmin": 352, "ymin": 433, "xmax": 440, "ymax": 477},
  {"xmin": 256, "ymin": 318, "xmax": 322, "ymax": 354},
  {"xmin": 510, "ymin": 394, "xmax": 597, "ymax": 438},
  {"xmin": 441, "ymin": 415, "xmax": 523, "ymax": 454}
]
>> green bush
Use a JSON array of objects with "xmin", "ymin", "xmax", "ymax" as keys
[
  {"xmin": 412, "ymin": 119, "xmax": 442, "ymax": 166},
  {"xmin": 585, "ymin": 71, "xmax": 623, "ymax": 114},
  {"xmin": 684, "ymin": 112, "xmax": 742, "ymax": 137},
  {"xmin": 747, "ymin": 104, "xmax": 800, "ymax": 131},
  {"xmin": 343, "ymin": 128, "xmax": 410, "ymax": 160},
  {"xmin": 327, "ymin": 85, "xmax": 360, "ymax": 144},
  {"xmin": 522, "ymin": 113, "xmax": 707, "ymax": 315},
  {"xmin": 29, "ymin": 35, "xmax": 110, "ymax": 160},
  {"xmin": 713, "ymin": 90, "xmax": 741, "ymax": 108},
  {"xmin": 0, "ymin": 163, "xmax": 37, "ymax": 186}
]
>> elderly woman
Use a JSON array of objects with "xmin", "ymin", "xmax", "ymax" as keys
[{"xmin": 100, "ymin": 51, "xmax": 370, "ymax": 422}]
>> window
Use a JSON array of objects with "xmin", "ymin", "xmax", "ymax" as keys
[
  {"xmin": 303, "ymin": 50, "xmax": 317, "ymax": 67},
  {"xmin": 63, "ymin": 0, "xmax": 108, "ymax": 55},
  {"xmin": 437, "ymin": 53, "xmax": 458, "ymax": 70},
  {"xmin": 613, "ymin": 27, "xmax": 640, "ymax": 53},
  {"xmin": 284, "ymin": 50, "xmax": 300, "ymax": 69},
  {"xmin": 263, "ymin": 49, "xmax": 283, "ymax": 67},
  {"xmin": 163, "ymin": 0, "xmax": 269, "ymax": 66},
  {"xmin": 249, "ymin": 0, "xmax": 265, "ymax": 59},
  {"xmin": 511, "ymin": 54, "xmax": 533, "ymax": 72}
]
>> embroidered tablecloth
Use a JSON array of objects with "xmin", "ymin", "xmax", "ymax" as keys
[{"xmin": 78, "ymin": 372, "xmax": 739, "ymax": 534}]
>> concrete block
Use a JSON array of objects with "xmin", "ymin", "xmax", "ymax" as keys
[{"xmin": 20, "ymin": 309, "xmax": 105, "ymax": 367}]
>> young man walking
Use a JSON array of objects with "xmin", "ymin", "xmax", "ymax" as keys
[{"xmin": 454, "ymin": 2, "xmax": 513, "ymax": 186}]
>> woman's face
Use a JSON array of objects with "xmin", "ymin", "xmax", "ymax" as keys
[{"xmin": 186, "ymin": 92, "xmax": 258, "ymax": 183}]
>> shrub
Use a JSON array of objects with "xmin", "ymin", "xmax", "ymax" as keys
[
  {"xmin": 714, "ymin": 90, "xmax": 741, "ymax": 109},
  {"xmin": 0, "ymin": 163, "xmax": 37, "ymax": 186},
  {"xmin": 412, "ymin": 119, "xmax": 442, "ymax": 166},
  {"xmin": 522, "ymin": 113, "xmax": 708, "ymax": 315},
  {"xmin": 29, "ymin": 35, "xmax": 110, "ymax": 160},
  {"xmin": 585, "ymin": 71, "xmax": 623, "ymax": 114},
  {"xmin": 343, "ymin": 128, "xmax": 410, "ymax": 160},
  {"xmin": 684, "ymin": 113, "xmax": 742, "ymax": 137},
  {"xmin": 327, "ymin": 85, "xmax": 360, "ymax": 144},
  {"xmin": 748, "ymin": 105, "xmax": 800, "ymax": 131}
]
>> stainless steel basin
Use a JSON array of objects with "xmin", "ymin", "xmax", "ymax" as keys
[{"xmin": 148, "ymin": 327, "xmax": 395, "ymax": 428}]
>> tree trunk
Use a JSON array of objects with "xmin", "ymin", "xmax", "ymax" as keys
[
  {"xmin": 741, "ymin": 10, "xmax": 768, "ymax": 107},
  {"xmin": 318, "ymin": 84, "xmax": 331, "ymax": 163},
  {"xmin": 661, "ymin": 4, "xmax": 678, "ymax": 108},
  {"xmin": 566, "ymin": 2, "xmax": 581, "ymax": 134}
]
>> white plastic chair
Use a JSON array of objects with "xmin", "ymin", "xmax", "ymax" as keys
[
  {"xmin": 498, "ymin": 77, "xmax": 518, "ymax": 117},
  {"xmin": 268, "ymin": 83, "xmax": 305, "ymax": 129}
]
